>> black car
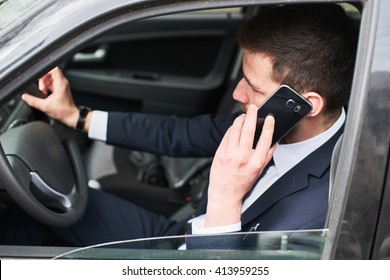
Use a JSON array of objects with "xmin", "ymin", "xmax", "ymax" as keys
[{"xmin": 0, "ymin": 0, "xmax": 389, "ymax": 260}]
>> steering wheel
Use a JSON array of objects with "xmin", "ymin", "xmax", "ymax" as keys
[{"xmin": 0, "ymin": 120, "xmax": 88, "ymax": 227}]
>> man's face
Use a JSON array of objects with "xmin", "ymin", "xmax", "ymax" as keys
[{"xmin": 233, "ymin": 50, "xmax": 280, "ymax": 112}]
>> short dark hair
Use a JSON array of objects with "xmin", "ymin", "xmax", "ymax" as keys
[{"xmin": 237, "ymin": 4, "xmax": 359, "ymax": 118}]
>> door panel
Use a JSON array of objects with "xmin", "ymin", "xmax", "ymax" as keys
[{"xmin": 64, "ymin": 13, "xmax": 243, "ymax": 117}]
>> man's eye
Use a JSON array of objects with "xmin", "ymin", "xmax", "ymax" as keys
[{"xmin": 254, "ymin": 89, "xmax": 265, "ymax": 95}]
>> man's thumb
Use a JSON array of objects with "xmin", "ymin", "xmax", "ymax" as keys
[{"xmin": 21, "ymin": 93, "xmax": 44, "ymax": 111}]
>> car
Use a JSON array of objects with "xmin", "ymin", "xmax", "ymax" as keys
[{"xmin": 0, "ymin": 0, "xmax": 389, "ymax": 260}]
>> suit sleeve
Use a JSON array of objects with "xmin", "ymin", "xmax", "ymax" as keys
[{"xmin": 106, "ymin": 112, "xmax": 239, "ymax": 157}]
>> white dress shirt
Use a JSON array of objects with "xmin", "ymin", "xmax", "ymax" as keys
[{"xmin": 88, "ymin": 110, "xmax": 108, "ymax": 141}]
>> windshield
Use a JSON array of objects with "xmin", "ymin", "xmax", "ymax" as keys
[
  {"xmin": 0, "ymin": 0, "xmax": 37, "ymax": 29},
  {"xmin": 56, "ymin": 229, "xmax": 327, "ymax": 260}
]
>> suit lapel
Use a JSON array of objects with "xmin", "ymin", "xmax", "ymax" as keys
[{"xmin": 241, "ymin": 126, "xmax": 344, "ymax": 226}]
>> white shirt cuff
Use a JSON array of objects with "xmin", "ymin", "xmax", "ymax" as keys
[
  {"xmin": 190, "ymin": 214, "xmax": 241, "ymax": 235},
  {"xmin": 88, "ymin": 110, "xmax": 108, "ymax": 141}
]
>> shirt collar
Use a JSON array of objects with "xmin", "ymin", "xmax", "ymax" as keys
[{"xmin": 272, "ymin": 108, "xmax": 346, "ymax": 176}]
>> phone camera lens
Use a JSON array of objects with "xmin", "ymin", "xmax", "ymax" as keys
[
  {"xmin": 286, "ymin": 99, "xmax": 295, "ymax": 108},
  {"xmin": 293, "ymin": 105, "xmax": 302, "ymax": 112}
]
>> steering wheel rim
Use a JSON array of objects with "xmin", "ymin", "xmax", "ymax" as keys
[{"xmin": 0, "ymin": 121, "xmax": 88, "ymax": 227}]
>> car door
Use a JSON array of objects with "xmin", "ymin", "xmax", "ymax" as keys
[{"xmin": 63, "ymin": 9, "xmax": 244, "ymax": 117}]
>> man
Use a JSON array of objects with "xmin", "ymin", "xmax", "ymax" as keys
[{"xmin": 16, "ymin": 4, "xmax": 358, "ymax": 247}]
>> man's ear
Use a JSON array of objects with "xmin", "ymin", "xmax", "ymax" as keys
[{"xmin": 302, "ymin": 92, "xmax": 325, "ymax": 117}]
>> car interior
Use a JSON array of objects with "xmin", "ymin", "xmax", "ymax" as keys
[
  {"xmin": 0, "ymin": 6, "xmax": 248, "ymax": 229},
  {"xmin": 62, "ymin": 3, "xmax": 362, "ymax": 221},
  {"xmin": 0, "ymin": 2, "xmax": 363, "ymax": 253},
  {"xmin": 61, "ymin": 7, "xmax": 248, "ymax": 220}
]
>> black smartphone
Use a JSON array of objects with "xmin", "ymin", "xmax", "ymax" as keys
[{"xmin": 253, "ymin": 85, "xmax": 312, "ymax": 147}]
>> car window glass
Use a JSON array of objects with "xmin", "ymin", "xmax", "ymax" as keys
[{"xmin": 56, "ymin": 229, "xmax": 327, "ymax": 260}]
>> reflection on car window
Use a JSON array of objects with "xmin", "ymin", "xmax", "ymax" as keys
[
  {"xmin": 0, "ymin": 0, "xmax": 36, "ymax": 29},
  {"xmin": 56, "ymin": 229, "xmax": 327, "ymax": 260},
  {"xmin": 186, "ymin": 7, "xmax": 242, "ymax": 15}
]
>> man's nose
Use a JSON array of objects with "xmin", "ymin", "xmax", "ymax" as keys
[{"xmin": 232, "ymin": 79, "xmax": 249, "ymax": 104}]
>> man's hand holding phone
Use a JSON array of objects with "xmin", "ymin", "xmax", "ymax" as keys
[{"xmin": 204, "ymin": 104, "xmax": 276, "ymax": 228}]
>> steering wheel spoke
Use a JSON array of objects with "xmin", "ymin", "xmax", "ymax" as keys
[{"xmin": 30, "ymin": 172, "xmax": 77, "ymax": 212}]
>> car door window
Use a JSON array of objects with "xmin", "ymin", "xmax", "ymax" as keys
[{"xmin": 56, "ymin": 229, "xmax": 327, "ymax": 260}]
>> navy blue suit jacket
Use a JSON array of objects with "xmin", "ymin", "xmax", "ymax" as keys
[{"xmin": 106, "ymin": 111, "xmax": 342, "ymax": 248}]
